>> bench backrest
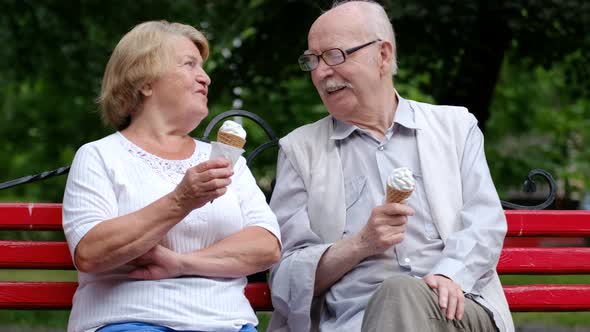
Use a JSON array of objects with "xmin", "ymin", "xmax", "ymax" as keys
[{"xmin": 0, "ymin": 203, "xmax": 589, "ymax": 311}]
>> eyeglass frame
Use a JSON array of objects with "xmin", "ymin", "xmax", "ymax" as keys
[{"xmin": 298, "ymin": 39, "xmax": 382, "ymax": 72}]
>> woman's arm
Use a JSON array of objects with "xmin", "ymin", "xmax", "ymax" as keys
[
  {"xmin": 65, "ymin": 144, "xmax": 233, "ymax": 274},
  {"xmin": 180, "ymin": 226, "xmax": 280, "ymax": 277},
  {"xmin": 74, "ymin": 192, "xmax": 188, "ymax": 273},
  {"xmin": 127, "ymin": 157, "xmax": 281, "ymax": 279},
  {"xmin": 127, "ymin": 226, "xmax": 280, "ymax": 279}
]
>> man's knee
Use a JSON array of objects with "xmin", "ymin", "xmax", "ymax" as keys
[{"xmin": 377, "ymin": 275, "xmax": 424, "ymax": 297}]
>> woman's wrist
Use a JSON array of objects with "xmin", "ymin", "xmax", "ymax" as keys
[
  {"xmin": 178, "ymin": 251, "xmax": 202, "ymax": 276},
  {"xmin": 166, "ymin": 190, "xmax": 193, "ymax": 217}
]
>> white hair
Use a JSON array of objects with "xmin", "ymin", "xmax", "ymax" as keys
[{"xmin": 330, "ymin": 0, "xmax": 398, "ymax": 75}]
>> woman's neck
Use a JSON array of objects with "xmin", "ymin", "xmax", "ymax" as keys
[{"xmin": 120, "ymin": 123, "xmax": 195, "ymax": 160}]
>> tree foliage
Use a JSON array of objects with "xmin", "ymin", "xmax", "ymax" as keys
[
  {"xmin": 383, "ymin": 0, "xmax": 590, "ymax": 127},
  {"xmin": 0, "ymin": 0, "xmax": 588, "ymax": 203}
]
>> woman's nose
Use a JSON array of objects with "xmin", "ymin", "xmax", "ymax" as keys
[{"xmin": 196, "ymin": 68, "xmax": 211, "ymax": 86}]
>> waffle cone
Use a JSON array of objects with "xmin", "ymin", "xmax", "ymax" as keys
[
  {"xmin": 385, "ymin": 185, "xmax": 413, "ymax": 203},
  {"xmin": 217, "ymin": 131, "xmax": 246, "ymax": 149}
]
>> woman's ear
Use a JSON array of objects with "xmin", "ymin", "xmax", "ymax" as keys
[{"xmin": 139, "ymin": 82, "xmax": 153, "ymax": 97}]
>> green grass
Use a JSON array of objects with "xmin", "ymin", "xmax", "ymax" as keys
[
  {"xmin": 512, "ymin": 312, "xmax": 590, "ymax": 328},
  {"xmin": 0, "ymin": 269, "xmax": 77, "ymax": 282},
  {"xmin": 257, "ymin": 312, "xmax": 271, "ymax": 331},
  {"xmin": 0, "ymin": 310, "xmax": 70, "ymax": 329},
  {"xmin": 501, "ymin": 274, "xmax": 590, "ymax": 285},
  {"xmin": 0, "ymin": 271, "xmax": 589, "ymax": 330}
]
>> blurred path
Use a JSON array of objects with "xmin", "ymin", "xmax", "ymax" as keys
[
  {"xmin": 518, "ymin": 327, "xmax": 590, "ymax": 332},
  {"xmin": 1, "ymin": 325, "xmax": 590, "ymax": 332}
]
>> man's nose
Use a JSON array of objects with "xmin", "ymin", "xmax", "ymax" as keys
[{"xmin": 313, "ymin": 57, "xmax": 333, "ymax": 79}]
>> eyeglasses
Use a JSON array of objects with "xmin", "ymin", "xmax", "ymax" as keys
[{"xmin": 298, "ymin": 39, "xmax": 381, "ymax": 72}]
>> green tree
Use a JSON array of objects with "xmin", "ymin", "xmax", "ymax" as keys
[
  {"xmin": 382, "ymin": 0, "xmax": 590, "ymax": 129},
  {"xmin": 487, "ymin": 52, "xmax": 590, "ymax": 203},
  {"xmin": 0, "ymin": 0, "xmax": 588, "ymax": 203}
]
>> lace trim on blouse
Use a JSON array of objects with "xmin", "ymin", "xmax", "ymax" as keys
[{"xmin": 116, "ymin": 132, "xmax": 208, "ymax": 185}]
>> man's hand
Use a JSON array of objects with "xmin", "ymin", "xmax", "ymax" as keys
[
  {"xmin": 128, "ymin": 245, "xmax": 185, "ymax": 280},
  {"xmin": 424, "ymin": 274, "xmax": 465, "ymax": 320},
  {"xmin": 355, "ymin": 203, "xmax": 414, "ymax": 257}
]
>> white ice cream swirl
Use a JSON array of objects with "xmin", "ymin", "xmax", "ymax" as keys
[
  {"xmin": 219, "ymin": 120, "xmax": 247, "ymax": 139},
  {"xmin": 387, "ymin": 167, "xmax": 416, "ymax": 191}
]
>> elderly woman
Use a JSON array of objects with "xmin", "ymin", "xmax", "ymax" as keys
[{"xmin": 62, "ymin": 21, "xmax": 281, "ymax": 332}]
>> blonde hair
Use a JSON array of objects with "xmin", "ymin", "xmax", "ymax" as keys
[
  {"xmin": 99, "ymin": 20, "xmax": 209, "ymax": 130},
  {"xmin": 331, "ymin": 0, "xmax": 397, "ymax": 75}
]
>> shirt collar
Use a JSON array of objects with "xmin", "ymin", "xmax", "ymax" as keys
[
  {"xmin": 330, "ymin": 91, "xmax": 421, "ymax": 140},
  {"xmin": 395, "ymin": 92, "xmax": 421, "ymax": 131}
]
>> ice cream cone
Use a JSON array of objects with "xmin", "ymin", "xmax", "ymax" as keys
[
  {"xmin": 385, "ymin": 185, "xmax": 413, "ymax": 203},
  {"xmin": 385, "ymin": 167, "xmax": 415, "ymax": 204},
  {"xmin": 217, "ymin": 131, "xmax": 246, "ymax": 149}
]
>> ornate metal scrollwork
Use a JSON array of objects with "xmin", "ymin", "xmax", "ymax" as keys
[
  {"xmin": 500, "ymin": 169, "xmax": 557, "ymax": 210},
  {"xmin": 0, "ymin": 165, "xmax": 71, "ymax": 191}
]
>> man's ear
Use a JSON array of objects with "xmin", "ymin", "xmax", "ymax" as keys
[
  {"xmin": 139, "ymin": 82, "xmax": 153, "ymax": 97},
  {"xmin": 379, "ymin": 40, "xmax": 394, "ymax": 76}
]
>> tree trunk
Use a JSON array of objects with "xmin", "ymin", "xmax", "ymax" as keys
[{"xmin": 436, "ymin": 9, "xmax": 512, "ymax": 131}]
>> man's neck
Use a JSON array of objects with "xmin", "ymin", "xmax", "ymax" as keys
[{"xmin": 348, "ymin": 89, "xmax": 398, "ymax": 141}]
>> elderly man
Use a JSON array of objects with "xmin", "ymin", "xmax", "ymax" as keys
[{"xmin": 268, "ymin": 1, "xmax": 514, "ymax": 332}]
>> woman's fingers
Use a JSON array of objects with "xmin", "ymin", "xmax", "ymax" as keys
[{"xmin": 174, "ymin": 158, "xmax": 234, "ymax": 209}]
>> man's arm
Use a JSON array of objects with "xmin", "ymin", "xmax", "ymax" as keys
[
  {"xmin": 426, "ymin": 116, "xmax": 507, "ymax": 319},
  {"xmin": 314, "ymin": 203, "xmax": 412, "ymax": 294},
  {"xmin": 430, "ymin": 119, "xmax": 506, "ymax": 290},
  {"xmin": 268, "ymin": 149, "xmax": 331, "ymax": 331},
  {"xmin": 270, "ymin": 149, "xmax": 413, "ymax": 296}
]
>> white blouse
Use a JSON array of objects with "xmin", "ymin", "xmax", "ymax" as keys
[{"xmin": 62, "ymin": 132, "xmax": 280, "ymax": 332}]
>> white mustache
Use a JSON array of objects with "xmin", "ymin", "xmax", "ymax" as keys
[{"xmin": 321, "ymin": 80, "xmax": 353, "ymax": 92}]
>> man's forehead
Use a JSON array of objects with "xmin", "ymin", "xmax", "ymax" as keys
[
  {"xmin": 307, "ymin": 7, "xmax": 365, "ymax": 51},
  {"xmin": 306, "ymin": 29, "xmax": 362, "ymax": 53}
]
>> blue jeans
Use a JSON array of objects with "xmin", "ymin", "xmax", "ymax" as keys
[{"xmin": 96, "ymin": 322, "xmax": 257, "ymax": 332}]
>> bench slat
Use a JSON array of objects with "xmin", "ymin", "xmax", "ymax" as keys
[
  {"xmin": 5, "ymin": 241, "xmax": 590, "ymax": 275},
  {"xmin": 2, "ymin": 204, "xmax": 590, "ymax": 237},
  {"xmin": 0, "ymin": 282, "xmax": 76, "ymax": 309},
  {"xmin": 244, "ymin": 282, "xmax": 273, "ymax": 311},
  {"xmin": 506, "ymin": 210, "xmax": 590, "ymax": 237},
  {"xmin": 1, "ymin": 204, "xmax": 589, "ymax": 312},
  {"xmin": 504, "ymin": 285, "xmax": 590, "ymax": 311},
  {"xmin": 1, "ymin": 282, "xmax": 589, "ymax": 312},
  {"xmin": 0, "ymin": 203, "xmax": 62, "ymax": 230},
  {"xmin": 498, "ymin": 247, "xmax": 590, "ymax": 274},
  {"xmin": 0, "ymin": 241, "xmax": 73, "ymax": 269},
  {"xmin": 0, "ymin": 282, "xmax": 275, "ymax": 311}
]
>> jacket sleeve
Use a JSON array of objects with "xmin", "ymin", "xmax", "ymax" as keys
[
  {"xmin": 268, "ymin": 149, "xmax": 331, "ymax": 332},
  {"xmin": 430, "ymin": 115, "xmax": 507, "ymax": 293}
]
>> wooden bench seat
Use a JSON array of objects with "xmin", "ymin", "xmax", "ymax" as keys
[{"xmin": 0, "ymin": 203, "xmax": 589, "ymax": 312}]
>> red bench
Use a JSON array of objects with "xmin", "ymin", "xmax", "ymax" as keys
[{"xmin": 0, "ymin": 204, "xmax": 589, "ymax": 313}]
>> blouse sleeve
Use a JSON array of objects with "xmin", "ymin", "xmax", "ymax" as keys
[
  {"xmin": 62, "ymin": 143, "xmax": 118, "ymax": 261},
  {"xmin": 232, "ymin": 156, "xmax": 281, "ymax": 245}
]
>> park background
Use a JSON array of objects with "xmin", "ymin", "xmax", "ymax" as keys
[{"xmin": 0, "ymin": 0, "xmax": 589, "ymax": 330}]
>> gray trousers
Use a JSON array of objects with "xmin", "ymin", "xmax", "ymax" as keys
[{"xmin": 361, "ymin": 275, "xmax": 498, "ymax": 332}]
